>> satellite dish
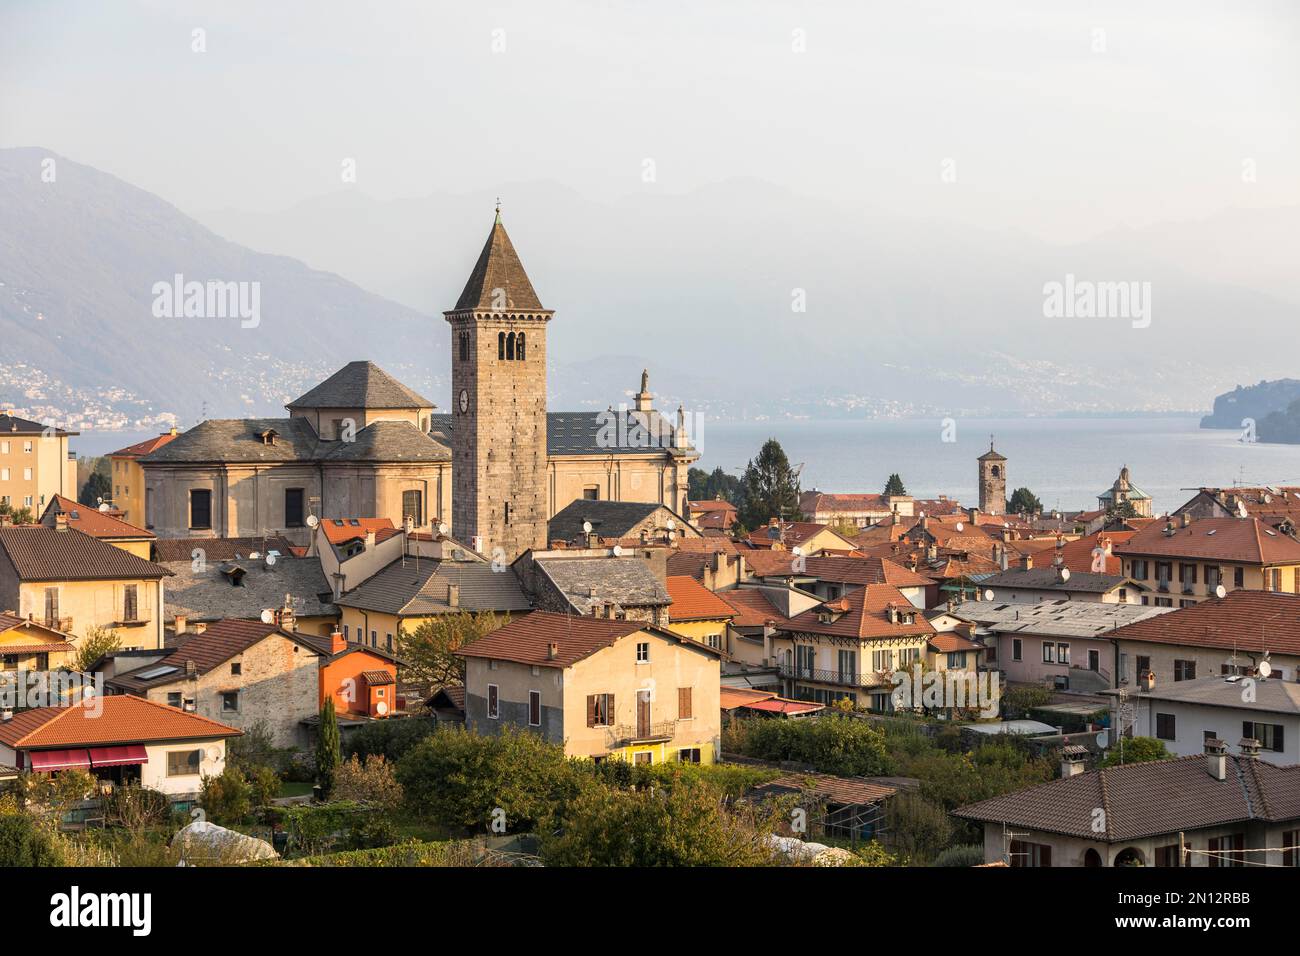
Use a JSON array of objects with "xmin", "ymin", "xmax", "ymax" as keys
[
  {"xmin": 306, "ymin": 514, "xmax": 319, "ymax": 528},
  {"xmin": 955, "ymin": 522, "xmax": 964, "ymax": 532},
  {"xmin": 666, "ymin": 519, "xmax": 676, "ymax": 530},
  {"xmin": 1060, "ymin": 567, "xmax": 1071, "ymax": 581},
  {"xmin": 1215, "ymin": 584, "xmax": 1227, "ymax": 599},
  {"xmin": 984, "ymin": 589, "xmax": 995, "ymax": 601},
  {"xmin": 611, "ymin": 545, "xmax": 623, "ymax": 557},
  {"xmin": 1258, "ymin": 660, "xmax": 1273, "ymax": 679},
  {"xmin": 438, "ymin": 522, "xmax": 449, "ymax": 535},
  {"xmin": 260, "ymin": 609, "xmax": 275, "ymax": 624},
  {"xmin": 375, "ymin": 700, "xmax": 388, "ymax": 716},
  {"xmin": 582, "ymin": 520, "xmax": 593, "ymax": 534},
  {"xmin": 791, "ymin": 546, "xmax": 804, "ymax": 556},
  {"xmin": 1096, "ymin": 730, "xmax": 1110, "ymax": 750},
  {"xmin": 265, "ymin": 553, "xmax": 277, "ymax": 566},
  {"xmin": 98, "ymin": 503, "xmax": 110, "ymax": 513},
  {"xmin": 249, "ymin": 551, "xmax": 261, "ymax": 560}
]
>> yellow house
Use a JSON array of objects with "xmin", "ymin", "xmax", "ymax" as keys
[
  {"xmin": 106, "ymin": 430, "xmax": 179, "ymax": 530},
  {"xmin": 0, "ymin": 413, "xmax": 78, "ymax": 516},
  {"xmin": 458, "ymin": 610, "xmax": 722, "ymax": 765},
  {"xmin": 0, "ymin": 525, "xmax": 172, "ymax": 651},
  {"xmin": 40, "ymin": 495, "xmax": 155, "ymax": 559},
  {"xmin": 0, "ymin": 613, "xmax": 75, "ymax": 670},
  {"xmin": 665, "ymin": 574, "xmax": 734, "ymax": 650}
]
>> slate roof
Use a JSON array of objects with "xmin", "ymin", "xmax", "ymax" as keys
[
  {"xmin": 0, "ymin": 412, "xmax": 76, "ymax": 436},
  {"xmin": 162, "ymin": 555, "xmax": 337, "ymax": 622},
  {"xmin": 0, "ymin": 695, "xmax": 241, "ymax": 749},
  {"xmin": 334, "ymin": 558, "xmax": 531, "ymax": 617},
  {"xmin": 981, "ymin": 567, "xmax": 1132, "ymax": 594},
  {"xmin": 451, "ymin": 217, "xmax": 546, "ymax": 312},
  {"xmin": 108, "ymin": 619, "xmax": 318, "ymax": 691},
  {"xmin": 533, "ymin": 555, "xmax": 671, "ymax": 614},
  {"xmin": 548, "ymin": 500, "xmax": 666, "ymax": 543},
  {"xmin": 141, "ymin": 417, "xmax": 449, "ymax": 465},
  {"xmin": 457, "ymin": 610, "xmax": 720, "ymax": 669},
  {"xmin": 0, "ymin": 527, "xmax": 171, "ymax": 582},
  {"xmin": 153, "ymin": 536, "xmax": 297, "ymax": 563},
  {"xmin": 287, "ymin": 361, "xmax": 433, "ymax": 410},
  {"xmin": 428, "ymin": 410, "xmax": 689, "ymax": 458},
  {"xmin": 955, "ymin": 755, "xmax": 1300, "ymax": 841}
]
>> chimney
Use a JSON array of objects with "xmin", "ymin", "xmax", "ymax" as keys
[
  {"xmin": 365, "ymin": 530, "xmax": 377, "ymax": 550},
  {"xmin": 1000, "ymin": 547, "xmax": 1010, "ymax": 572},
  {"xmin": 1060, "ymin": 746, "xmax": 1087, "ymax": 777},
  {"xmin": 547, "ymin": 641, "xmax": 559, "ymax": 660},
  {"xmin": 173, "ymin": 614, "xmax": 187, "ymax": 636},
  {"xmin": 1205, "ymin": 737, "xmax": 1228, "ymax": 780},
  {"xmin": 185, "ymin": 659, "xmax": 197, "ymax": 677},
  {"xmin": 330, "ymin": 627, "xmax": 346, "ymax": 654},
  {"xmin": 1181, "ymin": 512, "xmax": 1192, "ymax": 529},
  {"xmin": 1020, "ymin": 554, "xmax": 1033, "ymax": 571},
  {"xmin": 0, "ymin": 514, "xmax": 12, "ymax": 528},
  {"xmin": 447, "ymin": 583, "xmax": 460, "ymax": 608},
  {"xmin": 54, "ymin": 513, "xmax": 69, "ymax": 532},
  {"xmin": 0, "ymin": 709, "xmax": 12, "ymax": 722},
  {"xmin": 586, "ymin": 531, "xmax": 600, "ymax": 549},
  {"xmin": 1238, "ymin": 737, "xmax": 1261, "ymax": 759},
  {"xmin": 588, "ymin": 586, "xmax": 597, "ymax": 599},
  {"xmin": 279, "ymin": 598, "xmax": 296, "ymax": 632},
  {"xmin": 1138, "ymin": 669, "xmax": 1155, "ymax": 692}
]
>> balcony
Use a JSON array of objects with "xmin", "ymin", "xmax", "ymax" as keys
[
  {"xmin": 606, "ymin": 721, "xmax": 677, "ymax": 748},
  {"xmin": 777, "ymin": 663, "xmax": 891, "ymax": 689}
]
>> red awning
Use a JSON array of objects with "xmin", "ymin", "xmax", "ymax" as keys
[
  {"xmin": 88, "ymin": 745, "xmax": 149, "ymax": 767},
  {"xmin": 28, "ymin": 749, "xmax": 91, "ymax": 772}
]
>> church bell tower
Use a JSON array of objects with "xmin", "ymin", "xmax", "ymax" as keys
[{"xmin": 445, "ymin": 208, "xmax": 552, "ymax": 561}]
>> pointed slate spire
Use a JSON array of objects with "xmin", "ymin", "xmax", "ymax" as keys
[{"xmin": 453, "ymin": 209, "xmax": 545, "ymax": 312}]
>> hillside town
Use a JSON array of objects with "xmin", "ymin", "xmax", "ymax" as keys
[{"xmin": 1, "ymin": 212, "xmax": 1297, "ymax": 874}]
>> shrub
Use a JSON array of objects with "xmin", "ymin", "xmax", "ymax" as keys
[
  {"xmin": 0, "ymin": 815, "xmax": 63, "ymax": 866},
  {"xmin": 200, "ymin": 766, "xmax": 252, "ymax": 825},
  {"xmin": 282, "ymin": 801, "xmax": 366, "ymax": 857},
  {"xmin": 1098, "ymin": 736, "xmax": 1170, "ymax": 767},
  {"xmin": 345, "ymin": 814, "xmax": 399, "ymax": 851},
  {"xmin": 1000, "ymin": 685, "xmax": 1053, "ymax": 719},
  {"xmin": 246, "ymin": 764, "xmax": 282, "ymax": 808},
  {"xmin": 104, "ymin": 786, "xmax": 171, "ymax": 831},
  {"xmin": 885, "ymin": 791, "xmax": 953, "ymax": 865},
  {"xmin": 332, "ymin": 754, "xmax": 404, "ymax": 812},
  {"xmin": 346, "ymin": 716, "xmax": 436, "ymax": 763},
  {"xmin": 932, "ymin": 843, "xmax": 986, "ymax": 867},
  {"xmin": 726, "ymin": 716, "xmax": 893, "ymax": 777}
]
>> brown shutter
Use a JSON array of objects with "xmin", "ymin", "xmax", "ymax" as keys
[
  {"xmin": 587, "ymin": 695, "xmax": 597, "ymax": 727},
  {"xmin": 607, "ymin": 694, "xmax": 614, "ymax": 725},
  {"xmin": 678, "ymin": 687, "xmax": 692, "ymax": 720},
  {"xmin": 1041, "ymin": 844, "xmax": 1051, "ymax": 868}
]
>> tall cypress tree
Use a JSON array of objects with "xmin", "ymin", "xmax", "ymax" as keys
[{"xmin": 316, "ymin": 697, "xmax": 341, "ymax": 797}]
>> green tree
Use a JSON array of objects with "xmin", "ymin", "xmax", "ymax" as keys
[
  {"xmin": 885, "ymin": 791, "xmax": 953, "ymax": 865},
  {"xmin": 0, "ymin": 501, "xmax": 34, "ymax": 525},
  {"xmin": 884, "ymin": 473, "xmax": 908, "ymax": 496},
  {"xmin": 687, "ymin": 466, "xmax": 744, "ymax": 506},
  {"xmin": 1007, "ymin": 487, "xmax": 1043, "ymax": 515},
  {"xmin": 725, "ymin": 716, "xmax": 892, "ymax": 777},
  {"xmin": 78, "ymin": 468, "xmax": 111, "ymax": 508},
  {"xmin": 0, "ymin": 815, "xmax": 63, "ymax": 866},
  {"xmin": 397, "ymin": 611, "xmax": 504, "ymax": 689},
  {"xmin": 316, "ymin": 697, "xmax": 341, "ymax": 795},
  {"xmin": 1098, "ymin": 736, "xmax": 1170, "ymax": 767},
  {"xmin": 72, "ymin": 625, "xmax": 121, "ymax": 672},
  {"xmin": 738, "ymin": 438, "xmax": 803, "ymax": 530},
  {"xmin": 200, "ymin": 766, "xmax": 252, "ymax": 824}
]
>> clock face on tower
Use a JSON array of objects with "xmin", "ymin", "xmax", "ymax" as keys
[{"xmin": 458, "ymin": 389, "xmax": 469, "ymax": 414}]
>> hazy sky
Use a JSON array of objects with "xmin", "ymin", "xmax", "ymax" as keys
[{"xmin": 2, "ymin": 0, "xmax": 1297, "ymax": 242}]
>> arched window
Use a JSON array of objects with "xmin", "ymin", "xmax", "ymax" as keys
[
  {"xmin": 506, "ymin": 332, "xmax": 516, "ymax": 361},
  {"xmin": 516, "ymin": 332, "xmax": 525, "ymax": 361},
  {"xmin": 458, "ymin": 331, "xmax": 470, "ymax": 362},
  {"xmin": 991, "ymin": 465, "xmax": 1001, "ymax": 478},
  {"xmin": 498, "ymin": 331, "xmax": 506, "ymax": 360}
]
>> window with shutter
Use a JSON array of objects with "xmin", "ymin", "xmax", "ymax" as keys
[{"xmin": 678, "ymin": 687, "xmax": 692, "ymax": 720}]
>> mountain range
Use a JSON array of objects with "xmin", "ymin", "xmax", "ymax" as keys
[{"xmin": 3, "ymin": 146, "xmax": 1298, "ymax": 427}]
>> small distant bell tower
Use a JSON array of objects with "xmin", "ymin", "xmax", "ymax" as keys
[{"xmin": 978, "ymin": 438, "xmax": 1007, "ymax": 515}]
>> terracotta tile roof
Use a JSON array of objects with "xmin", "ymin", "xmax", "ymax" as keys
[
  {"xmin": 746, "ymin": 522, "xmax": 846, "ymax": 550},
  {"xmin": 740, "ymin": 698, "xmax": 825, "ymax": 715},
  {"xmin": 0, "ymin": 614, "xmax": 71, "ymax": 643},
  {"xmin": 42, "ymin": 496, "xmax": 153, "ymax": 540},
  {"xmin": 320, "ymin": 517, "xmax": 397, "ymax": 545},
  {"xmin": 800, "ymin": 492, "xmax": 891, "ymax": 514},
  {"xmin": 1057, "ymin": 531, "xmax": 1137, "ymax": 575},
  {"xmin": 719, "ymin": 589, "xmax": 793, "ymax": 628},
  {"xmin": 955, "ymin": 754, "xmax": 1300, "ymax": 841},
  {"xmin": 928, "ymin": 632, "xmax": 984, "ymax": 654},
  {"xmin": 688, "ymin": 500, "xmax": 737, "ymax": 513},
  {"xmin": 457, "ymin": 610, "xmax": 720, "ymax": 669},
  {"xmin": 787, "ymin": 584, "xmax": 936, "ymax": 640},
  {"xmin": 1111, "ymin": 590, "xmax": 1300, "ymax": 656},
  {"xmin": 719, "ymin": 687, "xmax": 776, "ymax": 709},
  {"xmin": 665, "ymin": 576, "xmax": 736, "ymax": 622},
  {"xmin": 109, "ymin": 619, "xmax": 317, "ymax": 690},
  {"xmin": 1115, "ymin": 516, "xmax": 1300, "ymax": 564},
  {"xmin": 0, "ymin": 695, "xmax": 241, "ymax": 749},
  {"xmin": 360, "ymin": 670, "xmax": 396, "ymax": 685},
  {"xmin": 107, "ymin": 432, "xmax": 179, "ymax": 459},
  {"xmin": 0, "ymin": 526, "xmax": 171, "ymax": 582}
]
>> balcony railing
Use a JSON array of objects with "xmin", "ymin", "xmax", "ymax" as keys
[
  {"xmin": 606, "ymin": 721, "xmax": 677, "ymax": 748},
  {"xmin": 777, "ymin": 663, "xmax": 891, "ymax": 689}
]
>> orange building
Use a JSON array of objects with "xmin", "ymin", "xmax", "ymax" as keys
[{"xmin": 314, "ymin": 628, "xmax": 400, "ymax": 719}]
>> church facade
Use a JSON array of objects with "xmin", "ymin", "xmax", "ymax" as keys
[{"xmin": 140, "ymin": 213, "xmax": 697, "ymax": 554}]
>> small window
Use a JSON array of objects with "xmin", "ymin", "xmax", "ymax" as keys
[
  {"xmin": 284, "ymin": 488, "xmax": 305, "ymax": 528},
  {"xmin": 1174, "ymin": 659, "xmax": 1197, "ymax": 681},
  {"xmin": 636, "ymin": 642, "xmax": 650, "ymax": 663},
  {"xmin": 678, "ymin": 748, "xmax": 701, "ymax": 764},
  {"xmin": 167, "ymin": 692, "xmax": 182, "ymax": 709},
  {"xmin": 1156, "ymin": 712, "xmax": 1176, "ymax": 740},
  {"xmin": 189, "ymin": 489, "xmax": 212, "ymax": 530},
  {"xmin": 1042, "ymin": 642, "xmax": 1055, "ymax": 664},
  {"xmin": 587, "ymin": 693, "xmax": 614, "ymax": 727},
  {"xmin": 528, "ymin": 690, "xmax": 541, "ymax": 726},
  {"xmin": 634, "ymin": 752, "xmax": 652, "ymax": 766},
  {"xmin": 1011, "ymin": 638, "xmax": 1022, "ymax": 661},
  {"xmin": 221, "ymin": 691, "xmax": 239, "ymax": 713},
  {"xmin": 167, "ymin": 749, "xmax": 202, "ymax": 776},
  {"xmin": 230, "ymin": 662, "xmax": 241, "ymax": 676},
  {"xmin": 487, "ymin": 683, "xmax": 499, "ymax": 719},
  {"xmin": 402, "ymin": 490, "xmax": 423, "ymax": 527},
  {"xmin": 123, "ymin": 584, "xmax": 138, "ymax": 623}
]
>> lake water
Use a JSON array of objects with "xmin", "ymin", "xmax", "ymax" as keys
[
  {"xmin": 692, "ymin": 417, "xmax": 1300, "ymax": 515},
  {"xmin": 76, "ymin": 417, "xmax": 1300, "ymax": 516}
]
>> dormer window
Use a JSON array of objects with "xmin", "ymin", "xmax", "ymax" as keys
[{"xmin": 259, "ymin": 429, "xmax": 279, "ymax": 446}]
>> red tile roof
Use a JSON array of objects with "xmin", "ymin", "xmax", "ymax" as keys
[
  {"xmin": 1110, "ymin": 590, "xmax": 1300, "ymax": 655},
  {"xmin": 719, "ymin": 687, "xmax": 776, "ymax": 709},
  {"xmin": 110, "ymin": 619, "xmax": 314, "ymax": 689},
  {"xmin": 719, "ymin": 589, "xmax": 794, "ymax": 628},
  {"xmin": 1115, "ymin": 517, "xmax": 1300, "ymax": 564},
  {"xmin": 665, "ymin": 576, "xmax": 736, "ymax": 621},
  {"xmin": 741, "ymin": 698, "xmax": 825, "ymax": 715},
  {"xmin": 0, "ymin": 695, "xmax": 241, "ymax": 749},
  {"xmin": 106, "ymin": 432, "xmax": 180, "ymax": 459},
  {"xmin": 1057, "ymin": 530, "xmax": 1137, "ymax": 575},
  {"xmin": 320, "ymin": 517, "xmax": 397, "ymax": 545},
  {"xmin": 43, "ymin": 495, "xmax": 153, "ymax": 540},
  {"xmin": 456, "ymin": 610, "xmax": 721, "ymax": 669},
  {"xmin": 928, "ymin": 632, "xmax": 984, "ymax": 654},
  {"xmin": 787, "ymin": 584, "xmax": 936, "ymax": 640}
]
